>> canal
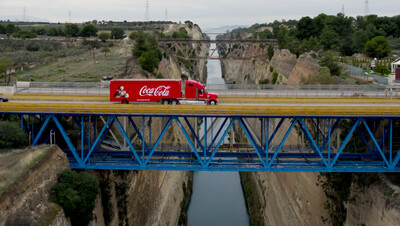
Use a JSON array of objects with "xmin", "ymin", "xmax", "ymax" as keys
[{"xmin": 186, "ymin": 37, "xmax": 250, "ymax": 226}]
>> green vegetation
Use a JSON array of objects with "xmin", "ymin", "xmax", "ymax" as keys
[
  {"xmin": 65, "ymin": 24, "xmax": 80, "ymax": 37},
  {"xmin": 318, "ymin": 173, "xmax": 379, "ymax": 225},
  {"xmin": 259, "ymin": 78, "xmax": 269, "ymax": 84},
  {"xmin": 132, "ymin": 32, "xmax": 162, "ymax": 74},
  {"xmin": 101, "ymin": 47, "xmax": 111, "ymax": 57},
  {"xmin": 79, "ymin": 24, "xmax": 98, "ymax": 37},
  {"xmin": 272, "ymin": 71, "xmax": 278, "ymax": 84},
  {"xmin": 373, "ymin": 64, "xmax": 391, "ymax": 76},
  {"xmin": 267, "ymin": 44, "xmax": 274, "ymax": 60},
  {"xmin": 98, "ymin": 32, "xmax": 110, "ymax": 42},
  {"xmin": 301, "ymin": 67, "xmax": 336, "ymax": 85},
  {"xmin": 218, "ymin": 14, "xmax": 400, "ymax": 57},
  {"xmin": 0, "ymin": 120, "xmax": 28, "ymax": 150},
  {"xmin": 318, "ymin": 50, "xmax": 342, "ymax": 76},
  {"xmin": 384, "ymin": 188, "xmax": 395, "ymax": 197},
  {"xmin": 111, "ymin": 28, "xmax": 125, "ymax": 39},
  {"xmin": 365, "ymin": 36, "xmax": 390, "ymax": 58},
  {"xmin": 51, "ymin": 170, "xmax": 99, "ymax": 226}
]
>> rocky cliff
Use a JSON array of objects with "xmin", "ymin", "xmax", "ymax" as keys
[
  {"xmin": 0, "ymin": 145, "xmax": 70, "ymax": 226},
  {"xmin": 220, "ymin": 48, "xmax": 320, "ymax": 85},
  {"xmin": 223, "ymin": 43, "xmax": 400, "ymax": 225},
  {"xmin": 158, "ymin": 24, "xmax": 209, "ymax": 84},
  {"xmin": 345, "ymin": 174, "xmax": 400, "ymax": 225}
]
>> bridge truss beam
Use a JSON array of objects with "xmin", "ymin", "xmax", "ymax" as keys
[
  {"xmin": 158, "ymin": 39, "xmax": 277, "ymax": 60},
  {"xmin": 10, "ymin": 112, "xmax": 400, "ymax": 172}
]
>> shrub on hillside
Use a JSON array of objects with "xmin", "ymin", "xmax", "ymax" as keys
[
  {"xmin": 51, "ymin": 170, "xmax": 99, "ymax": 226},
  {"xmin": 0, "ymin": 120, "xmax": 28, "ymax": 150}
]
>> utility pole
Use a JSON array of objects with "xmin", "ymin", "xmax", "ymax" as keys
[
  {"xmin": 364, "ymin": 0, "xmax": 369, "ymax": 16},
  {"xmin": 145, "ymin": 0, "xmax": 150, "ymax": 21}
]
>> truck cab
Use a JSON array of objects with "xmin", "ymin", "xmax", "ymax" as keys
[{"xmin": 184, "ymin": 80, "xmax": 218, "ymax": 105}]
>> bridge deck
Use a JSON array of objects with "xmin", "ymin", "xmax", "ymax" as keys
[{"xmin": 1, "ymin": 101, "xmax": 400, "ymax": 117}]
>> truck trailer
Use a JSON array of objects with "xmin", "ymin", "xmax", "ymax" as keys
[{"xmin": 109, "ymin": 79, "xmax": 218, "ymax": 105}]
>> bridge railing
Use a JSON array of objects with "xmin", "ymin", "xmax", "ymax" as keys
[
  {"xmin": 15, "ymin": 81, "xmax": 109, "ymax": 95},
  {"xmin": 14, "ymin": 82, "xmax": 399, "ymax": 98},
  {"xmin": 207, "ymin": 84, "xmax": 393, "ymax": 98}
]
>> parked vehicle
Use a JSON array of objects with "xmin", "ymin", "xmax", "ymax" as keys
[
  {"xmin": 109, "ymin": 79, "xmax": 218, "ymax": 105},
  {"xmin": 0, "ymin": 96, "xmax": 8, "ymax": 102}
]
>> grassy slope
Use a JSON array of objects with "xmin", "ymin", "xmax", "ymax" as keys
[{"xmin": 14, "ymin": 40, "xmax": 133, "ymax": 83}]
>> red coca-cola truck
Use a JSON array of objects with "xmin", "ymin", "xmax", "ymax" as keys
[{"xmin": 110, "ymin": 79, "xmax": 218, "ymax": 105}]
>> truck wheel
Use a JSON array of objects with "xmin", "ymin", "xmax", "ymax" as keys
[
  {"xmin": 171, "ymin": 100, "xmax": 178, "ymax": 105},
  {"xmin": 209, "ymin": 100, "xmax": 217, "ymax": 105},
  {"xmin": 162, "ymin": 99, "xmax": 169, "ymax": 105},
  {"xmin": 121, "ymin": 99, "xmax": 129, "ymax": 104}
]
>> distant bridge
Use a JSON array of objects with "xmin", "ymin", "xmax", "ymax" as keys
[{"xmin": 157, "ymin": 39, "xmax": 277, "ymax": 60}]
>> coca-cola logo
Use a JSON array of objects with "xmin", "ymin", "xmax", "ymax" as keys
[{"xmin": 139, "ymin": 86, "xmax": 171, "ymax": 96}]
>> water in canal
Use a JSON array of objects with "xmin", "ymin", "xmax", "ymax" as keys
[{"xmin": 186, "ymin": 38, "xmax": 250, "ymax": 226}]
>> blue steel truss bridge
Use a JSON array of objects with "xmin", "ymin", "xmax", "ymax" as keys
[{"xmin": 1, "ymin": 99, "xmax": 400, "ymax": 173}]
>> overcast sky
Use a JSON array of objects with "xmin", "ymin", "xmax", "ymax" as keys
[{"xmin": 0, "ymin": 0, "xmax": 399, "ymax": 30}]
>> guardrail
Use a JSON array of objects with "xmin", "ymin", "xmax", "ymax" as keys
[
  {"xmin": 2, "ymin": 102, "xmax": 400, "ymax": 116},
  {"xmin": 13, "ymin": 82, "xmax": 400, "ymax": 98}
]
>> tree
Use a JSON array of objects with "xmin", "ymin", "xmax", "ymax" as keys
[
  {"xmin": 318, "ymin": 50, "xmax": 342, "ymax": 76},
  {"xmin": 51, "ymin": 170, "xmax": 99, "ymax": 226},
  {"xmin": 184, "ymin": 20, "xmax": 193, "ymax": 28},
  {"xmin": 320, "ymin": 27, "xmax": 340, "ymax": 51},
  {"xmin": 110, "ymin": 28, "xmax": 125, "ymax": 39},
  {"xmin": 98, "ymin": 32, "xmax": 110, "ymax": 42},
  {"xmin": 129, "ymin": 31, "xmax": 140, "ymax": 40},
  {"xmin": 352, "ymin": 29, "xmax": 369, "ymax": 53},
  {"xmin": 138, "ymin": 49, "xmax": 161, "ymax": 73},
  {"xmin": 267, "ymin": 44, "xmax": 274, "ymax": 60},
  {"xmin": 301, "ymin": 66, "xmax": 336, "ymax": 85},
  {"xmin": 299, "ymin": 36, "xmax": 321, "ymax": 53},
  {"xmin": 296, "ymin": 16, "xmax": 318, "ymax": 41},
  {"xmin": 5, "ymin": 24, "xmax": 19, "ymax": 37},
  {"xmin": 132, "ymin": 32, "xmax": 162, "ymax": 74},
  {"xmin": 79, "ymin": 24, "xmax": 98, "ymax": 37},
  {"xmin": 101, "ymin": 47, "xmax": 110, "ymax": 57},
  {"xmin": 373, "ymin": 64, "xmax": 391, "ymax": 76},
  {"xmin": 276, "ymin": 27, "xmax": 292, "ymax": 49},
  {"xmin": 64, "ymin": 24, "xmax": 80, "ymax": 37},
  {"xmin": 0, "ymin": 120, "xmax": 28, "ymax": 149},
  {"xmin": 0, "ymin": 24, "xmax": 6, "ymax": 34},
  {"xmin": 0, "ymin": 57, "xmax": 13, "ymax": 85},
  {"xmin": 364, "ymin": 36, "xmax": 390, "ymax": 58}
]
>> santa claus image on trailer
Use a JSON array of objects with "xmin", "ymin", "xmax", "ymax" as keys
[{"xmin": 114, "ymin": 86, "xmax": 129, "ymax": 98}]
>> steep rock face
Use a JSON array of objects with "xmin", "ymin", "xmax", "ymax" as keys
[
  {"xmin": 253, "ymin": 172, "xmax": 327, "ymax": 226},
  {"xmin": 158, "ymin": 24, "xmax": 208, "ymax": 84},
  {"xmin": 269, "ymin": 49, "xmax": 297, "ymax": 80},
  {"xmin": 0, "ymin": 145, "xmax": 70, "ymax": 226},
  {"xmin": 98, "ymin": 170, "xmax": 191, "ymax": 226},
  {"xmin": 221, "ymin": 59, "xmax": 269, "ymax": 84},
  {"xmin": 287, "ymin": 54, "xmax": 320, "ymax": 85},
  {"xmin": 345, "ymin": 176, "xmax": 400, "ymax": 225},
  {"xmin": 234, "ymin": 118, "xmax": 328, "ymax": 224},
  {"xmin": 220, "ymin": 48, "xmax": 319, "ymax": 86}
]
